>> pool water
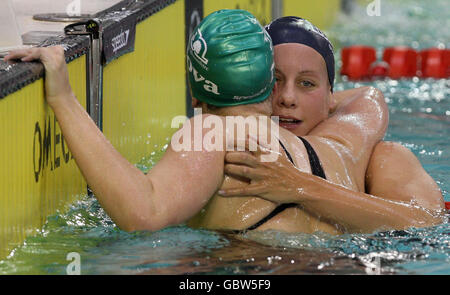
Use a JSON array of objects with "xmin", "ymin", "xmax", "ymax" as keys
[{"xmin": 1, "ymin": 0, "xmax": 449, "ymax": 275}]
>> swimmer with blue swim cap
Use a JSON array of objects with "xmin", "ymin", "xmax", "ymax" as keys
[{"xmin": 219, "ymin": 15, "xmax": 446, "ymax": 231}]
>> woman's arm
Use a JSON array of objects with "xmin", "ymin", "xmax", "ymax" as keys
[
  {"xmin": 365, "ymin": 142, "xmax": 445, "ymax": 221},
  {"xmin": 4, "ymin": 46, "xmax": 225, "ymax": 232},
  {"xmin": 220, "ymin": 146, "xmax": 445, "ymax": 233},
  {"xmin": 329, "ymin": 87, "xmax": 370, "ymax": 114}
]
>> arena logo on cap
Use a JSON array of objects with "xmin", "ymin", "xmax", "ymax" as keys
[{"xmin": 190, "ymin": 29, "xmax": 209, "ymax": 66}]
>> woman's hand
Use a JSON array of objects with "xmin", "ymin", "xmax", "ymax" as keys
[
  {"xmin": 219, "ymin": 139, "xmax": 314, "ymax": 204},
  {"xmin": 4, "ymin": 46, "xmax": 74, "ymax": 107}
]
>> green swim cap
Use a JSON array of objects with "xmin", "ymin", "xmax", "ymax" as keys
[{"xmin": 187, "ymin": 9, "xmax": 275, "ymax": 107}]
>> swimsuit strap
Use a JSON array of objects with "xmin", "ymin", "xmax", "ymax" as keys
[
  {"xmin": 246, "ymin": 203, "xmax": 297, "ymax": 231},
  {"xmin": 244, "ymin": 139, "xmax": 296, "ymax": 231},
  {"xmin": 278, "ymin": 139, "xmax": 294, "ymax": 165},
  {"xmin": 278, "ymin": 137, "xmax": 327, "ymax": 180},
  {"xmin": 241, "ymin": 137, "xmax": 327, "ymax": 233},
  {"xmin": 298, "ymin": 137, "xmax": 327, "ymax": 180},
  {"xmin": 233, "ymin": 136, "xmax": 327, "ymax": 234}
]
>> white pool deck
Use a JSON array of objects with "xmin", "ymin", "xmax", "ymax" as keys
[{"xmin": 1, "ymin": 0, "xmax": 122, "ymax": 53}]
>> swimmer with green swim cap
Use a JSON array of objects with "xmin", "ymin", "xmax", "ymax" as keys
[
  {"xmin": 7, "ymin": 9, "xmax": 431, "ymax": 234},
  {"xmin": 186, "ymin": 9, "xmax": 275, "ymax": 107}
]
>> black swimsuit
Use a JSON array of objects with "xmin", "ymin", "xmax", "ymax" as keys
[{"xmin": 240, "ymin": 137, "xmax": 326, "ymax": 232}]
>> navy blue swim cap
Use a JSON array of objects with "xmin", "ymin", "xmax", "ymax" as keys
[{"xmin": 265, "ymin": 16, "xmax": 335, "ymax": 92}]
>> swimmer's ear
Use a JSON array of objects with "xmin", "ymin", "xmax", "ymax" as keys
[
  {"xmin": 192, "ymin": 97, "xmax": 211, "ymax": 114},
  {"xmin": 328, "ymin": 90, "xmax": 337, "ymax": 114},
  {"xmin": 201, "ymin": 101, "xmax": 209, "ymax": 114}
]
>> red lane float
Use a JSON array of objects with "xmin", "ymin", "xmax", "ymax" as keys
[
  {"xmin": 383, "ymin": 47, "xmax": 418, "ymax": 78},
  {"xmin": 419, "ymin": 48, "xmax": 450, "ymax": 78},
  {"xmin": 340, "ymin": 45, "xmax": 376, "ymax": 80},
  {"xmin": 341, "ymin": 46, "xmax": 450, "ymax": 80},
  {"xmin": 369, "ymin": 61, "xmax": 389, "ymax": 78}
]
